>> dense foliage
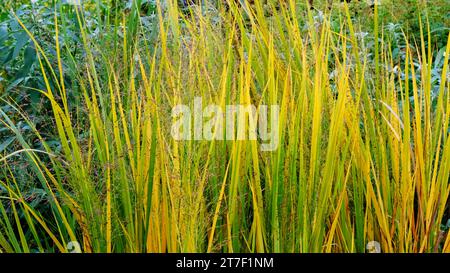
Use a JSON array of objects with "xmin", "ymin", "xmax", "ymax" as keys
[{"xmin": 0, "ymin": 0, "xmax": 449, "ymax": 253}]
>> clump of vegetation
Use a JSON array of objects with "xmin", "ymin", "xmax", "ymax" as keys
[{"xmin": 0, "ymin": 0, "xmax": 449, "ymax": 253}]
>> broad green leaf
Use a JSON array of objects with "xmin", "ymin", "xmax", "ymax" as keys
[
  {"xmin": 0, "ymin": 137, "xmax": 15, "ymax": 153},
  {"xmin": 12, "ymin": 31, "xmax": 29, "ymax": 60}
]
